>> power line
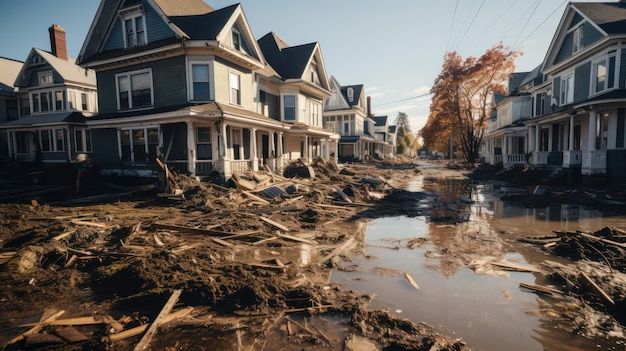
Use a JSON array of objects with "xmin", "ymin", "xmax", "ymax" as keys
[
  {"xmin": 512, "ymin": 0, "xmax": 569, "ymax": 52},
  {"xmin": 511, "ymin": 0, "xmax": 541, "ymax": 50},
  {"xmin": 454, "ymin": 0, "xmax": 486, "ymax": 51},
  {"xmin": 459, "ymin": 1, "xmax": 517, "ymax": 52},
  {"xmin": 373, "ymin": 93, "xmax": 432, "ymax": 108},
  {"xmin": 446, "ymin": 0, "xmax": 459, "ymax": 52},
  {"xmin": 451, "ymin": 0, "xmax": 476, "ymax": 51},
  {"xmin": 497, "ymin": 1, "xmax": 540, "ymax": 44}
]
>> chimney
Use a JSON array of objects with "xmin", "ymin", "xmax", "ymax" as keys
[
  {"xmin": 367, "ymin": 96, "xmax": 373, "ymax": 117},
  {"xmin": 49, "ymin": 24, "xmax": 68, "ymax": 60}
]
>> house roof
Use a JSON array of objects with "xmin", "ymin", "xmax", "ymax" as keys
[
  {"xmin": 152, "ymin": 0, "xmax": 213, "ymax": 16},
  {"xmin": 372, "ymin": 116, "xmax": 388, "ymax": 127},
  {"xmin": 0, "ymin": 57, "xmax": 22, "ymax": 94},
  {"xmin": 0, "ymin": 112, "xmax": 85, "ymax": 128},
  {"xmin": 340, "ymin": 85, "xmax": 363, "ymax": 106},
  {"xmin": 508, "ymin": 71, "xmax": 530, "ymax": 95},
  {"xmin": 573, "ymin": 2, "xmax": 626, "ymax": 34},
  {"xmin": 169, "ymin": 4, "xmax": 238, "ymax": 40},
  {"xmin": 258, "ymin": 32, "xmax": 318, "ymax": 80},
  {"xmin": 520, "ymin": 65, "xmax": 542, "ymax": 87},
  {"xmin": 16, "ymin": 49, "xmax": 96, "ymax": 88}
]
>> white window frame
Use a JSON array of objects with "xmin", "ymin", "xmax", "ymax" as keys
[
  {"xmin": 118, "ymin": 126, "xmax": 159, "ymax": 163},
  {"xmin": 283, "ymin": 95, "xmax": 296, "ymax": 121},
  {"xmin": 39, "ymin": 128, "xmax": 65, "ymax": 152},
  {"xmin": 115, "ymin": 68, "xmax": 153, "ymax": 111},
  {"xmin": 119, "ymin": 5, "xmax": 147, "ymax": 48},
  {"xmin": 309, "ymin": 101, "xmax": 320, "ymax": 126},
  {"xmin": 232, "ymin": 28, "xmax": 241, "ymax": 51},
  {"xmin": 572, "ymin": 24, "xmax": 584, "ymax": 54},
  {"xmin": 229, "ymin": 72, "xmax": 241, "ymax": 105},
  {"xmin": 196, "ymin": 127, "xmax": 213, "ymax": 160},
  {"xmin": 74, "ymin": 129, "xmax": 93, "ymax": 153},
  {"xmin": 347, "ymin": 87, "xmax": 354, "ymax": 102},
  {"xmin": 39, "ymin": 71, "xmax": 53, "ymax": 85},
  {"xmin": 560, "ymin": 73, "xmax": 574, "ymax": 106},
  {"xmin": 39, "ymin": 129, "xmax": 53, "ymax": 152},
  {"xmin": 591, "ymin": 52, "xmax": 617, "ymax": 95},
  {"xmin": 30, "ymin": 89, "xmax": 67, "ymax": 113},
  {"xmin": 187, "ymin": 60, "xmax": 214, "ymax": 102}
]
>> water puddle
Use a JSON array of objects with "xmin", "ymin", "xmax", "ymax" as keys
[{"xmin": 332, "ymin": 174, "xmax": 626, "ymax": 351}]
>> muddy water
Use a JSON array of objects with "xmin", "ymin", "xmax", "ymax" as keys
[{"xmin": 332, "ymin": 172, "xmax": 626, "ymax": 351}]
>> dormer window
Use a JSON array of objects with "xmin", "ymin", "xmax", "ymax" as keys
[
  {"xmin": 347, "ymin": 87, "xmax": 354, "ymax": 102},
  {"xmin": 310, "ymin": 62, "xmax": 320, "ymax": 85},
  {"xmin": 39, "ymin": 71, "xmax": 53, "ymax": 85},
  {"xmin": 572, "ymin": 25, "xmax": 584, "ymax": 53},
  {"xmin": 232, "ymin": 28, "xmax": 241, "ymax": 51},
  {"xmin": 120, "ymin": 6, "xmax": 146, "ymax": 48}
]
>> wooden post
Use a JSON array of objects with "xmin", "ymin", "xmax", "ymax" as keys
[{"xmin": 133, "ymin": 289, "xmax": 182, "ymax": 351}]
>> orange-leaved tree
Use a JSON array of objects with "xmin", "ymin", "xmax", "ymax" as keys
[{"xmin": 421, "ymin": 43, "xmax": 520, "ymax": 163}]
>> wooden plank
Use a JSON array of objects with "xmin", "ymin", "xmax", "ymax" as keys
[
  {"xmin": 277, "ymin": 233, "xmax": 316, "ymax": 245},
  {"xmin": 153, "ymin": 222, "xmax": 233, "ymax": 237},
  {"xmin": 579, "ymin": 233, "xmax": 626, "ymax": 249},
  {"xmin": 7, "ymin": 310, "xmax": 65, "ymax": 345},
  {"xmin": 335, "ymin": 188, "xmax": 352, "ymax": 203},
  {"xmin": 519, "ymin": 282, "xmax": 564, "ymax": 297},
  {"xmin": 259, "ymin": 216, "xmax": 289, "ymax": 232},
  {"xmin": 242, "ymin": 191, "xmax": 270, "ymax": 205},
  {"xmin": 133, "ymin": 289, "xmax": 182, "ymax": 351},
  {"xmin": 490, "ymin": 261, "xmax": 542, "ymax": 273},
  {"xmin": 156, "ymin": 158, "xmax": 180, "ymax": 190},
  {"xmin": 70, "ymin": 219, "xmax": 110, "ymax": 228},
  {"xmin": 212, "ymin": 238, "xmax": 234, "ymax": 248},
  {"xmin": 321, "ymin": 238, "xmax": 356, "ymax": 263},
  {"xmin": 578, "ymin": 272, "xmax": 615, "ymax": 306},
  {"xmin": 110, "ymin": 307, "xmax": 193, "ymax": 342},
  {"xmin": 404, "ymin": 272, "xmax": 421, "ymax": 291},
  {"xmin": 53, "ymin": 229, "xmax": 78, "ymax": 241}
]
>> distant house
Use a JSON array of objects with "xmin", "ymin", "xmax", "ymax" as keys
[
  {"xmin": 0, "ymin": 57, "xmax": 23, "ymax": 161},
  {"xmin": 76, "ymin": 0, "xmax": 338, "ymax": 179},
  {"xmin": 482, "ymin": 72, "xmax": 532, "ymax": 167},
  {"xmin": 2, "ymin": 25, "xmax": 97, "ymax": 164},
  {"xmin": 372, "ymin": 115, "xmax": 396, "ymax": 159},
  {"xmin": 323, "ymin": 76, "xmax": 383, "ymax": 161}
]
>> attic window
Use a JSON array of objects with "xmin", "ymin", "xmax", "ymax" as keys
[
  {"xmin": 310, "ymin": 62, "xmax": 320, "ymax": 85},
  {"xmin": 347, "ymin": 87, "xmax": 354, "ymax": 102},
  {"xmin": 232, "ymin": 28, "xmax": 241, "ymax": 51},
  {"xmin": 119, "ymin": 6, "xmax": 147, "ymax": 48},
  {"xmin": 572, "ymin": 25, "xmax": 584, "ymax": 53},
  {"xmin": 39, "ymin": 71, "xmax": 53, "ymax": 85}
]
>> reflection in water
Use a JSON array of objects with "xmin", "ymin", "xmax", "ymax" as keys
[{"xmin": 332, "ymin": 174, "xmax": 626, "ymax": 351}]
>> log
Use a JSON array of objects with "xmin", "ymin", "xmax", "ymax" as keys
[
  {"xmin": 53, "ymin": 229, "xmax": 77, "ymax": 241},
  {"xmin": 579, "ymin": 233, "xmax": 626, "ymax": 249},
  {"xmin": 404, "ymin": 272, "xmax": 421, "ymax": 291},
  {"xmin": 259, "ymin": 216, "xmax": 290, "ymax": 232},
  {"xmin": 212, "ymin": 237, "xmax": 234, "ymax": 248},
  {"xmin": 70, "ymin": 219, "xmax": 110, "ymax": 228},
  {"xmin": 132, "ymin": 289, "xmax": 182, "ymax": 351},
  {"xmin": 242, "ymin": 191, "xmax": 270, "ymax": 205},
  {"xmin": 519, "ymin": 282, "xmax": 564, "ymax": 297},
  {"xmin": 578, "ymin": 272, "xmax": 615, "ymax": 306},
  {"xmin": 277, "ymin": 233, "xmax": 316, "ymax": 245},
  {"xmin": 490, "ymin": 261, "xmax": 542, "ymax": 273}
]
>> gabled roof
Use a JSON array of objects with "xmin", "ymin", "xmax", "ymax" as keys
[
  {"xmin": 520, "ymin": 65, "xmax": 542, "ymax": 87},
  {"xmin": 372, "ymin": 116, "xmax": 388, "ymax": 127},
  {"xmin": 0, "ymin": 57, "xmax": 23, "ymax": 94},
  {"xmin": 574, "ymin": 2, "xmax": 626, "ymax": 34},
  {"xmin": 169, "ymin": 4, "xmax": 237, "ymax": 40},
  {"xmin": 152, "ymin": 0, "xmax": 213, "ymax": 16},
  {"xmin": 258, "ymin": 32, "xmax": 316, "ymax": 80},
  {"xmin": 508, "ymin": 71, "xmax": 530, "ymax": 95},
  {"xmin": 340, "ymin": 85, "xmax": 364, "ymax": 106},
  {"xmin": 15, "ymin": 48, "xmax": 96, "ymax": 88}
]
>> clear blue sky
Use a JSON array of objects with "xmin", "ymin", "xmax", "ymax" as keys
[{"xmin": 0, "ymin": 0, "xmax": 607, "ymax": 131}]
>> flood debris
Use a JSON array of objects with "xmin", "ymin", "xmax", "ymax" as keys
[{"xmin": 0, "ymin": 157, "xmax": 470, "ymax": 350}]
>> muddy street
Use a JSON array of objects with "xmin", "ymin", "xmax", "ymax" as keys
[{"xmin": 1, "ymin": 159, "xmax": 626, "ymax": 350}]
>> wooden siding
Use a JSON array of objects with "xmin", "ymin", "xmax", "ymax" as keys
[
  {"xmin": 574, "ymin": 62, "xmax": 590, "ymax": 103},
  {"xmin": 102, "ymin": 0, "xmax": 175, "ymax": 52},
  {"xmin": 91, "ymin": 128, "xmax": 120, "ymax": 167},
  {"xmin": 96, "ymin": 55, "xmax": 187, "ymax": 114},
  {"xmin": 213, "ymin": 58, "xmax": 254, "ymax": 110},
  {"xmin": 552, "ymin": 77, "xmax": 561, "ymax": 106}
]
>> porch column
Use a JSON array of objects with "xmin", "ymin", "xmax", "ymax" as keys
[
  {"xmin": 303, "ymin": 136, "xmax": 309, "ymax": 163},
  {"xmin": 569, "ymin": 114, "xmax": 575, "ymax": 151},
  {"xmin": 588, "ymin": 111, "xmax": 597, "ymax": 151},
  {"xmin": 220, "ymin": 122, "xmax": 228, "ymax": 157},
  {"xmin": 535, "ymin": 125, "xmax": 540, "ymax": 152},
  {"xmin": 277, "ymin": 132, "xmax": 284, "ymax": 170},
  {"xmin": 186, "ymin": 122, "xmax": 196, "ymax": 176},
  {"xmin": 217, "ymin": 120, "xmax": 231, "ymax": 178},
  {"xmin": 250, "ymin": 128, "xmax": 258, "ymax": 171},
  {"xmin": 269, "ymin": 131, "xmax": 275, "ymax": 170},
  {"xmin": 8, "ymin": 131, "xmax": 14, "ymax": 158}
]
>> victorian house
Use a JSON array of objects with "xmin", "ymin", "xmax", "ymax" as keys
[{"xmin": 76, "ymin": 0, "xmax": 338, "ymax": 179}]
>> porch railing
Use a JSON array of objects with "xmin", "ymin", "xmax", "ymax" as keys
[
  {"xmin": 506, "ymin": 154, "xmax": 526, "ymax": 164},
  {"xmin": 493, "ymin": 155, "xmax": 502, "ymax": 164},
  {"xmin": 231, "ymin": 160, "xmax": 251, "ymax": 174},
  {"xmin": 196, "ymin": 160, "xmax": 215, "ymax": 175},
  {"xmin": 532, "ymin": 151, "xmax": 549, "ymax": 166}
]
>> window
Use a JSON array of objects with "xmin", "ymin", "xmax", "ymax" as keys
[
  {"xmin": 283, "ymin": 95, "xmax": 295, "ymax": 120},
  {"xmin": 40, "ymin": 92, "xmax": 51, "ymax": 112},
  {"xmin": 39, "ymin": 71, "xmax": 53, "ymax": 85},
  {"xmin": 560, "ymin": 74, "xmax": 574, "ymax": 105},
  {"xmin": 75, "ymin": 129, "xmax": 92, "ymax": 153},
  {"xmin": 120, "ymin": 127, "xmax": 159, "ymax": 162},
  {"xmin": 40, "ymin": 130, "xmax": 52, "ymax": 152},
  {"xmin": 533, "ymin": 93, "xmax": 545, "ymax": 117},
  {"xmin": 229, "ymin": 73, "xmax": 240, "ymax": 105},
  {"xmin": 572, "ymin": 25, "xmax": 583, "ymax": 53},
  {"xmin": 55, "ymin": 91, "xmax": 65, "ymax": 111},
  {"xmin": 191, "ymin": 64, "xmax": 210, "ymax": 101},
  {"xmin": 310, "ymin": 62, "xmax": 320, "ymax": 85},
  {"xmin": 116, "ymin": 70, "xmax": 152, "ymax": 110},
  {"xmin": 309, "ymin": 101, "xmax": 319, "ymax": 126},
  {"xmin": 121, "ymin": 7, "xmax": 146, "ymax": 48},
  {"xmin": 347, "ymin": 87, "xmax": 354, "ymax": 102},
  {"xmin": 197, "ymin": 127, "xmax": 212, "ymax": 160},
  {"xmin": 32, "ymin": 94, "xmax": 39, "ymax": 113},
  {"xmin": 20, "ymin": 98, "xmax": 30, "ymax": 116},
  {"xmin": 81, "ymin": 93, "xmax": 88, "ymax": 110},
  {"xmin": 232, "ymin": 28, "xmax": 241, "ymax": 51},
  {"xmin": 55, "ymin": 129, "xmax": 65, "ymax": 151},
  {"xmin": 6, "ymin": 100, "xmax": 18, "ymax": 120},
  {"xmin": 592, "ymin": 54, "xmax": 616, "ymax": 94},
  {"xmin": 344, "ymin": 122, "xmax": 350, "ymax": 134}
]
